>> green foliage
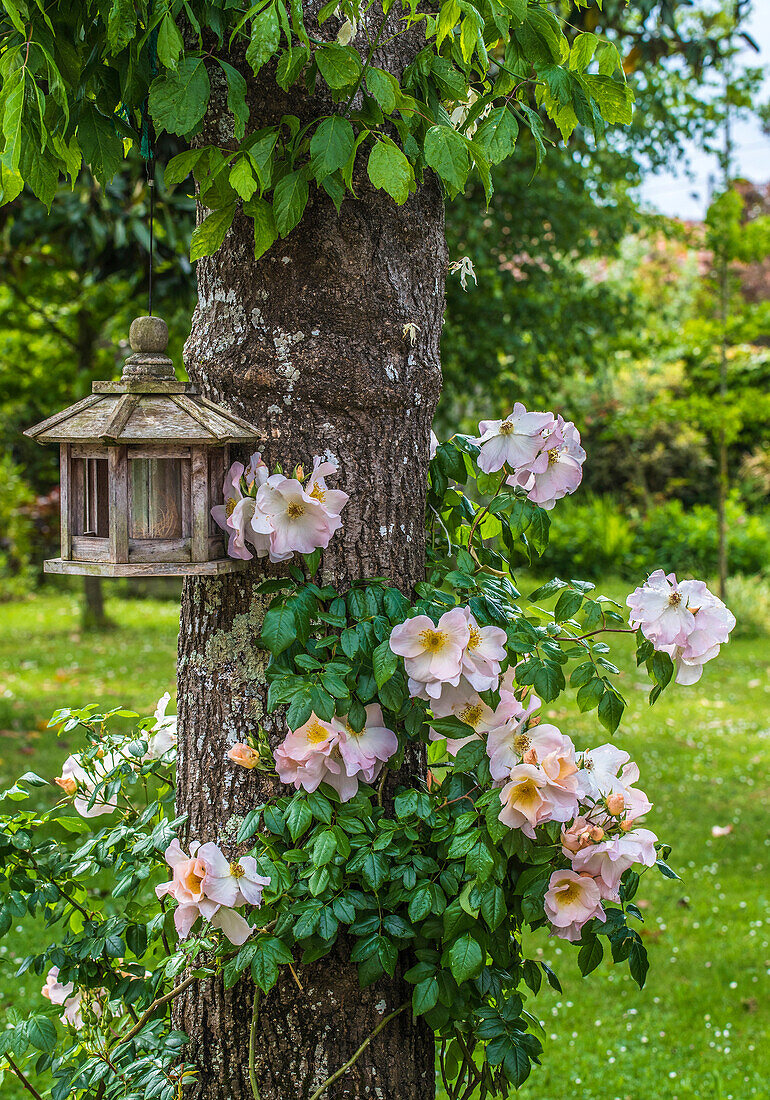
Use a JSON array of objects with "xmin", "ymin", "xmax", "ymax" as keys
[
  {"xmin": 0, "ymin": 453, "xmax": 34, "ymax": 599},
  {"xmin": 0, "ymin": 0, "xmax": 638, "ymax": 257},
  {"xmin": 539, "ymin": 494, "xmax": 770, "ymax": 581}
]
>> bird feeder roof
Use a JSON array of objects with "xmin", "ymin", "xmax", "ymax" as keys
[{"xmin": 24, "ymin": 316, "xmax": 262, "ymax": 447}]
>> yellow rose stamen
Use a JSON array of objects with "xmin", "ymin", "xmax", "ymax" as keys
[{"xmin": 420, "ymin": 629, "xmax": 446, "ymax": 653}]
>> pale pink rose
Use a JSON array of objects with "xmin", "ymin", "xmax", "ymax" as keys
[
  {"xmin": 498, "ymin": 762, "xmax": 579, "ymax": 838},
  {"xmin": 655, "ymin": 582, "xmax": 735, "ymax": 683},
  {"xmin": 280, "ymin": 714, "xmax": 338, "ymax": 761},
  {"xmin": 570, "ymin": 828, "xmax": 658, "ymax": 899},
  {"xmin": 544, "ymin": 869, "xmax": 606, "ymax": 941},
  {"xmin": 210, "ymin": 461, "xmax": 245, "ymax": 546},
  {"xmin": 244, "ymin": 452, "xmax": 269, "ymax": 490},
  {"xmin": 197, "ymin": 843, "xmax": 270, "ymax": 908},
  {"xmin": 274, "ymin": 714, "xmax": 365, "ymax": 800},
  {"xmin": 460, "ymin": 608, "xmax": 507, "ymax": 692},
  {"xmin": 335, "ymin": 704, "xmax": 398, "ymax": 778},
  {"xmin": 209, "ymin": 906, "xmax": 255, "ymax": 946},
  {"xmin": 389, "ymin": 608, "xmax": 470, "ymax": 688},
  {"xmin": 304, "ymin": 457, "xmax": 349, "ymax": 521},
  {"xmin": 576, "ymin": 744, "xmax": 652, "ymax": 823},
  {"xmin": 55, "ymin": 753, "xmax": 120, "ymax": 818},
  {"xmin": 155, "ymin": 839, "xmax": 208, "ymax": 908},
  {"xmin": 473, "ymin": 403, "xmax": 556, "ymax": 474},
  {"xmin": 626, "ymin": 570, "xmax": 697, "ymax": 647},
  {"xmin": 511, "ymin": 416, "xmax": 585, "ymax": 510},
  {"xmin": 487, "ymin": 720, "xmax": 573, "ymax": 782},
  {"xmin": 42, "ymin": 966, "xmax": 75, "ymax": 1007},
  {"xmin": 42, "ymin": 969, "xmax": 100, "ymax": 1029},
  {"xmin": 425, "ymin": 678, "xmax": 521, "ymax": 756},
  {"xmin": 253, "ymin": 475, "xmax": 338, "ymax": 558},
  {"xmin": 144, "ymin": 692, "xmax": 177, "ymax": 761},
  {"xmin": 561, "ymin": 817, "xmax": 595, "ymax": 857},
  {"xmin": 227, "ymin": 743, "xmax": 261, "ymax": 769},
  {"xmin": 429, "ymin": 430, "xmax": 439, "ymax": 460}
]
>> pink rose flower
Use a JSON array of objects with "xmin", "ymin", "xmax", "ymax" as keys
[
  {"xmin": 275, "ymin": 709, "xmax": 397, "ymax": 802},
  {"xmin": 459, "ymin": 608, "xmax": 507, "ymax": 692},
  {"xmin": 335, "ymin": 704, "xmax": 398, "ymax": 779},
  {"xmin": 155, "ymin": 839, "xmax": 265, "ymax": 945},
  {"xmin": 253, "ymin": 474, "xmax": 340, "ymax": 558},
  {"xmin": 498, "ymin": 762, "xmax": 579, "ymax": 838},
  {"xmin": 389, "ymin": 608, "xmax": 470, "ymax": 691},
  {"xmin": 510, "ymin": 416, "xmax": 585, "ymax": 510},
  {"xmin": 544, "ymin": 869, "xmax": 606, "ymax": 941},
  {"xmin": 627, "ymin": 569, "xmax": 693, "ymax": 645},
  {"xmin": 570, "ymin": 828, "xmax": 658, "ymax": 900},
  {"xmin": 55, "ymin": 752, "xmax": 120, "ymax": 818},
  {"xmin": 473, "ymin": 403, "xmax": 556, "ymax": 474},
  {"xmin": 576, "ymin": 744, "xmax": 652, "ymax": 824},
  {"xmin": 304, "ymin": 457, "xmax": 350, "ymax": 522},
  {"xmin": 227, "ymin": 743, "xmax": 261, "ymax": 769},
  {"xmin": 487, "ymin": 719, "xmax": 573, "ymax": 782}
]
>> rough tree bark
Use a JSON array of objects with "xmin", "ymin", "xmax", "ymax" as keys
[{"xmin": 174, "ymin": 15, "xmax": 447, "ymax": 1100}]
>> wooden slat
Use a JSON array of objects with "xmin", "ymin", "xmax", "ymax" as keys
[
  {"xmin": 71, "ymin": 444, "xmax": 109, "ymax": 459},
  {"xmin": 23, "ymin": 393, "xmax": 102, "ymax": 439},
  {"xmin": 43, "ymin": 557, "xmax": 248, "ymax": 577},
  {"xmin": 71, "ymin": 536, "xmax": 111, "ymax": 561},
  {"xmin": 181, "ymin": 457, "xmax": 192, "ymax": 538},
  {"xmin": 128, "ymin": 538, "xmax": 192, "ymax": 563},
  {"xmin": 127, "ymin": 446, "xmax": 191, "ymax": 459},
  {"xmin": 109, "ymin": 446, "xmax": 129, "ymax": 562},
  {"xmin": 59, "ymin": 445, "xmax": 71, "ymax": 559},
  {"xmin": 101, "ymin": 393, "xmax": 140, "ymax": 442},
  {"xmin": 191, "ymin": 446, "xmax": 209, "ymax": 561}
]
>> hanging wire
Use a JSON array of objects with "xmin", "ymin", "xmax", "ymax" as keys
[
  {"xmin": 147, "ymin": 154, "xmax": 155, "ymax": 317},
  {"xmin": 141, "ymin": 3, "xmax": 159, "ymax": 317}
]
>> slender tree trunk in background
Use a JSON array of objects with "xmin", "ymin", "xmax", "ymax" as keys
[
  {"xmin": 75, "ymin": 310, "xmax": 111, "ymax": 630},
  {"xmin": 174, "ymin": 16, "xmax": 446, "ymax": 1098}
]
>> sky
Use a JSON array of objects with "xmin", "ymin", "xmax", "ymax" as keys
[{"xmin": 637, "ymin": 2, "xmax": 770, "ymax": 219}]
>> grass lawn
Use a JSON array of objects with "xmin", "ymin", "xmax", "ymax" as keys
[{"xmin": 0, "ymin": 583, "xmax": 767, "ymax": 1100}]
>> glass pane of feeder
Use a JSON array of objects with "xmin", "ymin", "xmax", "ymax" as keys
[
  {"xmin": 130, "ymin": 458, "xmax": 183, "ymax": 539},
  {"xmin": 72, "ymin": 457, "xmax": 109, "ymax": 537}
]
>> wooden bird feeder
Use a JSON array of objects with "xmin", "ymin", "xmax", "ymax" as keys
[{"xmin": 24, "ymin": 316, "xmax": 262, "ymax": 578}]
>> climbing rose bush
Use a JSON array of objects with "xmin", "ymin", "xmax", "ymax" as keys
[
  {"xmin": 211, "ymin": 452, "xmax": 349, "ymax": 562},
  {"xmin": 0, "ymin": 419, "xmax": 735, "ymax": 1100}
]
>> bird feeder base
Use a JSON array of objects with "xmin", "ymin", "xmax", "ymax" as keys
[{"xmin": 42, "ymin": 557, "xmax": 248, "ymax": 578}]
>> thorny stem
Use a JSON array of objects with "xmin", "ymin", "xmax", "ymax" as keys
[
  {"xmin": 249, "ymin": 988, "xmax": 261, "ymax": 1100},
  {"xmin": 109, "ymin": 973, "xmax": 200, "ymax": 1055},
  {"xmin": 4, "ymin": 1055, "xmax": 44, "ymax": 1100},
  {"xmin": 307, "ymin": 1002, "xmax": 409, "ymax": 1100}
]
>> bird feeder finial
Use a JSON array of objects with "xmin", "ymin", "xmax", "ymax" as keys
[{"xmin": 122, "ymin": 316, "xmax": 175, "ymax": 382}]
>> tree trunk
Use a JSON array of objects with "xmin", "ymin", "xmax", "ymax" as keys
[{"xmin": 174, "ymin": 22, "xmax": 447, "ymax": 1099}]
